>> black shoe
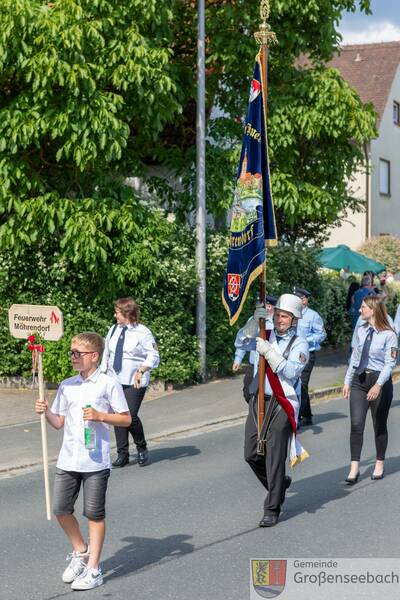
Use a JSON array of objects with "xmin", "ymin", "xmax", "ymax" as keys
[
  {"xmin": 259, "ymin": 513, "xmax": 279, "ymax": 527},
  {"xmin": 345, "ymin": 471, "xmax": 360, "ymax": 485},
  {"xmin": 301, "ymin": 416, "xmax": 313, "ymax": 426},
  {"xmin": 371, "ymin": 470, "xmax": 384, "ymax": 480},
  {"xmin": 137, "ymin": 449, "xmax": 149, "ymax": 467},
  {"xmin": 112, "ymin": 455, "xmax": 129, "ymax": 468},
  {"xmin": 281, "ymin": 475, "xmax": 292, "ymax": 505}
]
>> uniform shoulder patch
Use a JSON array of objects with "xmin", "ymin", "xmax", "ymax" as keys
[
  {"xmin": 391, "ymin": 347, "xmax": 398, "ymax": 359},
  {"xmin": 299, "ymin": 352, "xmax": 307, "ymax": 364}
]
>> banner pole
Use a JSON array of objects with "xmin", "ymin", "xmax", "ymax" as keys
[
  {"xmin": 255, "ymin": 0, "xmax": 276, "ymax": 454},
  {"xmin": 38, "ymin": 351, "xmax": 51, "ymax": 521}
]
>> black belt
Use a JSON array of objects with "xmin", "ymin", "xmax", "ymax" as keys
[{"xmin": 355, "ymin": 369, "xmax": 379, "ymax": 375}]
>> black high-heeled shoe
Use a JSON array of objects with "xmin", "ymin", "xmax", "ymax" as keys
[
  {"xmin": 371, "ymin": 470, "xmax": 384, "ymax": 480},
  {"xmin": 345, "ymin": 471, "xmax": 360, "ymax": 485}
]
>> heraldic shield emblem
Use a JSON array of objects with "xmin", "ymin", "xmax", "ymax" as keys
[
  {"xmin": 251, "ymin": 560, "xmax": 287, "ymax": 598},
  {"xmin": 227, "ymin": 273, "xmax": 241, "ymax": 301}
]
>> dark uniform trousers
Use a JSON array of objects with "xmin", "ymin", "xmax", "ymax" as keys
[
  {"xmin": 115, "ymin": 385, "xmax": 147, "ymax": 456},
  {"xmin": 300, "ymin": 351, "xmax": 316, "ymax": 419},
  {"xmin": 350, "ymin": 371, "xmax": 393, "ymax": 461},
  {"xmin": 244, "ymin": 395, "xmax": 292, "ymax": 516}
]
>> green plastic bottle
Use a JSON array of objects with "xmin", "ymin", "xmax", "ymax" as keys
[{"xmin": 84, "ymin": 404, "xmax": 96, "ymax": 450}]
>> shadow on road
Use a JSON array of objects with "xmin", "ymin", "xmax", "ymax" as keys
[
  {"xmin": 298, "ymin": 410, "xmax": 347, "ymax": 436},
  {"xmin": 281, "ymin": 455, "xmax": 400, "ymax": 523},
  {"xmin": 103, "ymin": 533, "xmax": 194, "ymax": 580},
  {"xmin": 128, "ymin": 445, "xmax": 201, "ymax": 466}
]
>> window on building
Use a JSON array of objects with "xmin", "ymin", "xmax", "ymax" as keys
[
  {"xmin": 379, "ymin": 159, "xmax": 390, "ymax": 195},
  {"xmin": 394, "ymin": 101, "xmax": 400, "ymax": 125}
]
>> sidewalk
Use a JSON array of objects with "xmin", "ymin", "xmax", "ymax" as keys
[{"xmin": 0, "ymin": 347, "xmax": 391, "ymax": 476}]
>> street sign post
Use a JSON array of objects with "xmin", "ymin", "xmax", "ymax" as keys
[{"xmin": 8, "ymin": 304, "xmax": 64, "ymax": 521}]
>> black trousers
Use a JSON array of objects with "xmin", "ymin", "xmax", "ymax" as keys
[
  {"xmin": 114, "ymin": 385, "xmax": 147, "ymax": 456},
  {"xmin": 244, "ymin": 395, "xmax": 292, "ymax": 515},
  {"xmin": 349, "ymin": 372, "xmax": 393, "ymax": 461},
  {"xmin": 300, "ymin": 351, "xmax": 316, "ymax": 419}
]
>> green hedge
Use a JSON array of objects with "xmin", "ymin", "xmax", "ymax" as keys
[{"xmin": 3, "ymin": 231, "xmax": 391, "ymax": 385}]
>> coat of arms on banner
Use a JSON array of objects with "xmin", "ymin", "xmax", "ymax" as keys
[
  {"xmin": 250, "ymin": 559, "xmax": 286, "ymax": 598},
  {"xmin": 227, "ymin": 273, "xmax": 241, "ymax": 301}
]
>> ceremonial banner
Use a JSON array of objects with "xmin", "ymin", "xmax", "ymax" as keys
[{"xmin": 222, "ymin": 55, "xmax": 277, "ymax": 325}]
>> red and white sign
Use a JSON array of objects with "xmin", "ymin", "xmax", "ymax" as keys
[
  {"xmin": 228, "ymin": 273, "xmax": 241, "ymax": 301},
  {"xmin": 8, "ymin": 304, "xmax": 64, "ymax": 341}
]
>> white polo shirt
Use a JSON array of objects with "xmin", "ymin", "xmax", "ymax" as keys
[{"xmin": 51, "ymin": 368, "xmax": 128, "ymax": 472}]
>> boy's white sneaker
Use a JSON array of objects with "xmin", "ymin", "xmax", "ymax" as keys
[
  {"xmin": 71, "ymin": 566, "xmax": 103, "ymax": 590},
  {"xmin": 62, "ymin": 546, "xmax": 90, "ymax": 583}
]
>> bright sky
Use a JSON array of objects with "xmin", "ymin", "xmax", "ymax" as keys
[{"xmin": 340, "ymin": 0, "xmax": 400, "ymax": 45}]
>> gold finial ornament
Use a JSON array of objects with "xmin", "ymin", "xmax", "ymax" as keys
[{"xmin": 254, "ymin": 0, "xmax": 277, "ymax": 46}]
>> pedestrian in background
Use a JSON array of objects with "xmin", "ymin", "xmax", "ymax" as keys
[
  {"xmin": 101, "ymin": 297, "xmax": 160, "ymax": 468},
  {"xmin": 293, "ymin": 287, "xmax": 326, "ymax": 426},
  {"xmin": 349, "ymin": 273, "xmax": 375, "ymax": 331},
  {"xmin": 343, "ymin": 296, "xmax": 397, "ymax": 484}
]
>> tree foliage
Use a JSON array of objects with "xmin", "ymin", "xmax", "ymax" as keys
[
  {"xmin": 358, "ymin": 235, "xmax": 400, "ymax": 273},
  {"xmin": 0, "ymin": 0, "xmax": 377, "ymax": 257}
]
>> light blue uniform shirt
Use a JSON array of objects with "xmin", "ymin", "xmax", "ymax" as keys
[
  {"xmin": 394, "ymin": 305, "xmax": 400, "ymax": 337},
  {"xmin": 234, "ymin": 325, "xmax": 309, "ymax": 397},
  {"xmin": 296, "ymin": 306, "xmax": 326, "ymax": 352},
  {"xmin": 351, "ymin": 315, "xmax": 395, "ymax": 348},
  {"xmin": 345, "ymin": 325, "xmax": 398, "ymax": 386}
]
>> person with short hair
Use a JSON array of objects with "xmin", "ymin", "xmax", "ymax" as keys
[
  {"xmin": 232, "ymin": 294, "xmax": 277, "ymax": 402},
  {"xmin": 343, "ymin": 296, "xmax": 397, "ymax": 484},
  {"xmin": 101, "ymin": 297, "xmax": 160, "ymax": 468},
  {"xmin": 349, "ymin": 274, "xmax": 376, "ymax": 330},
  {"xmin": 293, "ymin": 287, "xmax": 326, "ymax": 426},
  {"xmin": 35, "ymin": 332, "xmax": 131, "ymax": 590}
]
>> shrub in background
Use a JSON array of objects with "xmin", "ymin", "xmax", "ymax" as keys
[
  {"xmin": 0, "ymin": 232, "xmax": 359, "ymax": 385},
  {"xmin": 358, "ymin": 235, "xmax": 400, "ymax": 273}
]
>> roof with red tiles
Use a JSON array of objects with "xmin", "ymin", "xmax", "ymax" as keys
[{"xmin": 328, "ymin": 42, "xmax": 400, "ymax": 126}]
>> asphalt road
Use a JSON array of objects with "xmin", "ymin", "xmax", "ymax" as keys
[{"xmin": 1, "ymin": 388, "xmax": 400, "ymax": 600}]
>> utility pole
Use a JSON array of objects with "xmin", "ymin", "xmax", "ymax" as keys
[{"xmin": 196, "ymin": 0, "xmax": 206, "ymax": 381}]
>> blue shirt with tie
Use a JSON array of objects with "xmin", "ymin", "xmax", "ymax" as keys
[
  {"xmin": 296, "ymin": 306, "xmax": 326, "ymax": 352},
  {"xmin": 345, "ymin": 324, "xmax": 397, "ymax": 386}
]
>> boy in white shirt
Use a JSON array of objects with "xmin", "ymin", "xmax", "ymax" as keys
[{"xmin": 35, "ymin": 332, "xmax": 131, "ymax": 591}]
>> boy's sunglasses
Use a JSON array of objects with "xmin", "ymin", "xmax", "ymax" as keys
[{"xmin": 68, "ymin": 350, "xmax": 95, "ymax": 359}]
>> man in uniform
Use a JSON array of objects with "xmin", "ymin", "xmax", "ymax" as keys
[
  {"xmin": 294, "ymin": 287, "xmax": 326, "ymax": 426},
  {"xmin": 237, "ymin": 293, "xmax": 309, "ymax": 527}
]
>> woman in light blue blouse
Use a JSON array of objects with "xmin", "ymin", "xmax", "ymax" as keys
[{"xmin": 343, "ymin": 296, "xmax": 397, "ymax": 484}]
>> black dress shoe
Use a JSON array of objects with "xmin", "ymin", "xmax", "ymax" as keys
[
  {"xmin": 281, "ymin": 476, "xmax": 292, "ymax": 505},
  {"xmin": 112, "ymin": 455, "xmax": 129, "ymax": 468},
  {"xmin": 371, "ymin": 470, "xmax": 384, "ymax": 480},
  {"xmin": 259, "ymin": 513, "xmax": 279, "ymax": 527},
  {"xmin": 345, "ymin": 471, "xmax": 360, "ymax": 485},
  {"xmin": 301, "ymin": 416, "xmax": 313, "ymax": 426},
  {"xmin": 137, "ymin": 449, "xmax": 149, "ymax": 467}
]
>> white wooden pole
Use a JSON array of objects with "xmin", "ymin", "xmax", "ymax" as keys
[{"xmin": 38, "ymin": 351, "xmax": 51, "ymax": 521}]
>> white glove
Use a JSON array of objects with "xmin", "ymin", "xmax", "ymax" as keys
[
  {"xmin": 253, "ymin": 306, "xmax": 269, "ymax": 321},
  {"xmin": 256, "ymin": 337, "xmax": 284, "ymax": 372}
]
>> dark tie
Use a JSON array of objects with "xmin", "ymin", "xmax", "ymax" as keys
[
  {"xmin": 113, "ymin": 326, "xmax": 127, "ymax": 374},
  {"xmin": 356, "ymin": 327, "xmax": 374, "ymax": 375}
]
